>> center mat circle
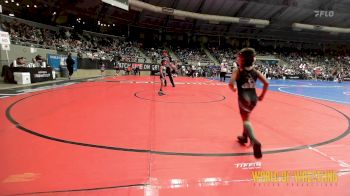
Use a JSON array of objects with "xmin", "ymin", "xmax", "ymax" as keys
[{"xmin": 134, "ymin": 90, "xmax": 225, "ymax": 103}]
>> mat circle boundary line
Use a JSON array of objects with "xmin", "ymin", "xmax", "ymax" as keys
[
  {"xmin": 5, "ymin": 89, "xmax": 350, "ymax": 157},
  {"xmin": 4, "ymin": 183, "xmax": 147, "ymax": 196},
  {"xmin": 134, "ymin": 90, "xmax": 226, "ymax": 104}
]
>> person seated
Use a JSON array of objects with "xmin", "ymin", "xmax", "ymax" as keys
[
  {"xmin": 10, "ymin": 57, "xmax": 27, "ymax": 68},
  {"xmin": 33, "ymin": 55, "xmax": 46, "ymax": 67}
]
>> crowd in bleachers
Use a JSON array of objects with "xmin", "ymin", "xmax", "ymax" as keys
[
  {"xmin": 143, "ymin": 47, "xmax": 163, "ymax": 63},
  {"xmin": 174, "ymin": 47, "xmax": 211, "ymax": 65},
  {"xmin": 276, "ymin": 48, "xmax": 350, "ymax": 80},
  {"xmin": 2, "ymin": 19, "xmax": 145, "ymax": 63},
  {"xmin": 2, "ymin": 18, "xmax": 350, "ymax": 81},
  {"xmin": 254, "ymin": 56, "xmax": 350, "ymax": 81},
  {"xmin": 210, "ymin": 47, "xmax": 238, "ymax": 66}
]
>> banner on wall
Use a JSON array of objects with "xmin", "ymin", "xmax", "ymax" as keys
[
  {"xmin": 116, "ymin": 62, "xmax": 160, "ymax": 71},
  {"xmin": 283, "ymin": 74, "xmax": 308, "ymax": 80},
  {"xmin": 47, "ymin": 54, "xmax": 78, "ymax": 71},
  {"xmin": 0, "ymin": 31, "xmax": 10, "ymax": 45},
  {"xmin": 284, "ymin": 75, "xmax": 301, "ymax": 79},
  {"xmin": 259, "ymin": 60, "xmax": 279, "ymax": 65},
  {"xmin": 77, "ymin": 58, "xmax": 160, "ymax": 71}
]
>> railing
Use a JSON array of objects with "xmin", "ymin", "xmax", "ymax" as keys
[{"xmin": 1, "ymin": 14, "xmax": 59, "ymax": 31}]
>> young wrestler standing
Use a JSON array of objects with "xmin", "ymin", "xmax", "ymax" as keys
[{"xmin": 229, "ymin": 48, "xmax": 269, "ymax": 159}]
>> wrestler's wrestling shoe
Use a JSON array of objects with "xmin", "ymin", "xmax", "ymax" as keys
[
  {"xmin": 237, "ymin": 136, "xmax": 248, "ymax": 145},
  {"xmin": 158, "ymin": 91, "xmax": 166, "ymax": 96},
  {"xmin": 253, "ymin": 142, "xmax": 262, "ymax": 159}
]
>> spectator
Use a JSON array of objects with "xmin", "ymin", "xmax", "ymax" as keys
[
  {"xmin": 220, "ymin": 59, "xmax": 228, "ymax": 82},
  {"xmin": 66, "ymin": 53, "xmax": 75, "ymax": 80}
]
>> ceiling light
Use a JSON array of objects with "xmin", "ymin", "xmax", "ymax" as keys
[
  {"xmin": 34, "ymin": 5, "xmax": 37, "ymax": 8},
  {"xmin": 16, "ymin": 3, "xmax": 19, "ymax": 6},
  {"xmin": 5, "ymin": 0, "xmax": 8, "ymax": 3},
  {"xmin": 27, "ymin": 5, "xmax": 29, "ymax": 7},
  {"xmin": 53, "ymin": 12, "xmax": 56, "ymax": 15},
  {"xmin": 11, "ymin": 0, "xmax": 14, "ymax": 2}
]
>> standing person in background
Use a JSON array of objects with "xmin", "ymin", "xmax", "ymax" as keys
[
  {"xmin": 162, "ymin": 50, "xmax": 175, "ymax": 87},
  {"xmin": 212, "ymin": 67, "xmax": 217, "ymax": 78},
  {"xmin": 220, "ymin": 59, "xmax": 228, "ymax": 82},
  {"xmin": 113, "ymin": 55, "xmax": 121, "ymax": 76},
  {"xmin": 191, "ymin": 64, "xmax": 196, "ymax": 78},
  {"xmin": 337, "ymin": 69, "xmax": 343, "ymax": 83},
  {"xmin": 127, "ymin": 66, "xmax": 132, "ymax": 75},
  {"xmin": 100, "ymin": 59, "xmax": 105, "ymax": 77},
  {"xmin": 66, "ymin": 53, "xmax": 75, "ymax": 80},
  {"xmin": 228, "ymin": 48, "xmax": 269, "ymax": 159},
  {"xmin": 168, "ymin": 60, "xmax": 178, "ymax": 82},
  {"xmin": 134, "ymin": 66, "xmax": 141, "ymax": 76},
  {"xmin": 113, "ymin": 61, "xmax": 120, "ymax": 77},
  {"xmin": 158, "ymin": 59, "xmax": 167, "ymax": 96},
  {"xmin": 181, "ymin": 64, "xmax": 186, "ymax": 76},
  {"xmin": 333, "ymin": 66, "xmax": 344, "ymax": 83}
]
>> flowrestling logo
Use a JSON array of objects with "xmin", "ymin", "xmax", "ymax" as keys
[{"xmin": 314, "ymin": 10, "xmax": 334, "ymax": 17}]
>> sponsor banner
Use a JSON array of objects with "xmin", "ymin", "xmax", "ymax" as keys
[
  {"xmin": 47, "ymin": 54, "xmax": 78, "ymax": 71},
  {"xmin": 0, "ymin": 31, "xmax": 10, "ymax": 45},
  {"xmin": 234, "ymin": 161, "xmax": 262, "ymax": 170},
  {"xmin": 116, "ymin": 62, "xmax": 160, "ymax": 71},
  {"xmin": 284, "ymin": 74, "xmax": 309, "ymax": 80},
  {"xmin": 11, "ymin": 67, "xmax": 53, "ymax": 83},
  {"xmin": 285, "ymin": 75, "xmax": 300, "ymax": 79},
  {"xmin": 77, "ymin": 58, "xmax": 160, "ymax": 71}
]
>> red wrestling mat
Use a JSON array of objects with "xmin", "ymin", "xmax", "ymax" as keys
[{"xmin": 0, "ymin": 76, "xmax": 349, "ymax": 195}]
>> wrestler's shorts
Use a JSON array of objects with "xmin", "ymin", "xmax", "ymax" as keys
[{"xmin": 238, "ymin": 96, "xmax": 257, "ymax": 115}]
